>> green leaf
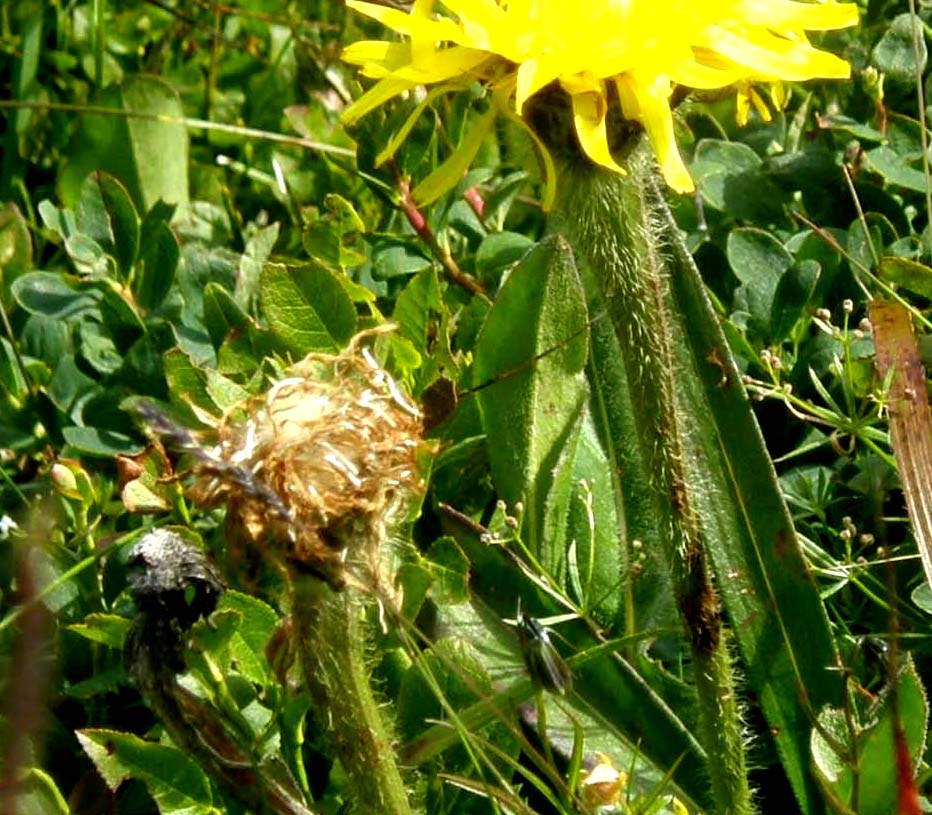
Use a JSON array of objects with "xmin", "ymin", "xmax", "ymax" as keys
[
  {"xmin": 690, "ymin": 139, "xmax": 786, "ymax": 222},
  {"xmin": 372, "ymin": 239, "xmax": 432, "ymax": 280},
  {"xmin": 425, "ymin": 537, "xmax": 470, "ymax": 604},
  {"xmin": 260, "ymin": 262, "xmax": 356, "ymax": 356},
  {"xmin": 62, "ymin": 426, "xmax": 143, "ymax": 457},
  {"xmin": 48, "ymin": 355, "xmax": 99, "ymax": 417},
  {"xmin": 59, "ymin": 75, "xmax": 189, "ymax": 214},
  {"xmin": 846, "ymin": 213, "xmax": 898, "ymax": 274},
  {"xmin": 97, "ymin": 278, "xmax": 146, "ymax": 335},
  {"xmin": 879, "ymin": 256, "xmax": 932, "ymax": 299},
  {"xmin": 214, "ymin": 591, "xmax": 279, "ymax": 687},
  {"xmin": 236, "ymin": 222, "xmax": 280, "ymax": 310},
  {"xmin": 0, "ymin": 202, "xmax": 34, "ymax": 310},
  {"xmin": 66, "ymin": 667, "xmax": 129, "ymax": 700},
  {"xmin": 203, "ymin": 282, "xmax": 249, "ymax": 350},
  {"xmin": 76, "ymin": 729, "xmax": 215, "ymax": 815},
  {"xmin": 727, "ymin": 227, "xmax": 793, "ymax": 337},
  {"xmin": 302, "ymin": 195, "xmax": 367, "ymax": 270},
  {"xmin": 65, "ymin": 232, "xmax": 112, "ymax": 277},
  {"xmin": 911, "ymin": 581, "xmax": 932, "ymax": 614},
  {"xmin": 482, "ymin": 171, "xmax": 531, "ymax": 227},
  {"xmin": 78, "ymin": 320, "xmax": 123, "ymax": 375},
  {"xmin": 76, "ymin": 171, "xmax": 140, "ymax": 278},
  {"xmin": 134, "ymin": 212, "xmax": 180, "ymax": 312},
  {"xmin": 67, "ymin": 613, "xmax": 133, "ymax": 649},
  {"xmin": 0, "ymin": 336, "xmax": 28, "ymax": 402},
  {"xmin": 474, "ymin": 231, "xmax": 534, "ymax": 289},
  {"xmin": 122, "ymin": 471, "xmax": 175, "ymax": 514},
  {"xmin": 392, "ymin": 267, "xmax": 443, "ymax": 353},
  {"xmin": 12, "ymin": 768, "xmax": 69, "ymax": 815},
  {"xmin": 864, "ymin": 146, "xmax": 928, "ymax": 193},
  {"xmin": 473, "ymin": 235, "xmax": 589, "ymax": 554},
  {"xmin": 872, "ymin": 13, "xmax": 927, "ymax": 84},
  {"xmin": 11, "ymin": 271, "xmax": 101, "ymax": 319},
  {"xmin": 38, "ymin": 198, "xmax": 77, "ymax": 242},
  {"xmin": 812, "ymin": 658, "xmax": 928, "ymax": 815},
  {"xmin": 562, "ymin": 417, "xmax": 622, "ymax": 623},
  {"xmin": 770, "ymin": 259, "xmax": 821, "ymax": 343},
  {"xmin": 163, "ymin": 348, "xmax": 248, "ymax": 417},
  {"xmin": 538, "ymin": 408, "xmax": 584, "ymax": 581},
  {"xmin": 164, "ymin": 348, "xmax": 222, "ymax": 419}
]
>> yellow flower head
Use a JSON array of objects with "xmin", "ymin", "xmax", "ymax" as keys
[{"xmin": 342, "ymin": 0, "xmax": 857, "ymax": 194}]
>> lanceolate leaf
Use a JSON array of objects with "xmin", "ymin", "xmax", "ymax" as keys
[
  {"xmin": 664, "ymin": 195, "xmax": 842, "ymax": 813},
  {"xmin": 556, "ymin": 150, "xmax": 842, "ymax": 815},
  {"xmin": 472, "ymin": 235, "xmax": 589, "ymax": 558}
]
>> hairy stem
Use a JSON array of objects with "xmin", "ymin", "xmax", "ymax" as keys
[
  {"xmin": 553, "ymin": 150, "xmax": 752, "ymax": 815},
  {"xmin": 291, "ymin": 575, "xmax": 415, "ymax": 815}
]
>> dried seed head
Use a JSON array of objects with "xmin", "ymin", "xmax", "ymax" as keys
[{"xmin": 189, "ymin": 333, "xmax": 424, "ymax": 592}]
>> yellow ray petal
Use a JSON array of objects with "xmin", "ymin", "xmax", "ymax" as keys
[
  {"xmin": 703, "ymin": 25, "xmax": 851, "ymax": 80},
  {"xmin": 346, "ymin": 0, "xmax": 470, "ymax": 46},
  {"xmin": 516, "ymin": 59, "xmax": 560, "ymax": 112},
  {"xmin": 341, "ymin": 41, "xmax": 411, "ymax": 77},
  {"xmin": 615, "ymin": 74, "xmax": 693, "ymax": 193},
  {"xmin": 567, "ymin": 83, "xmax": 628, "ymax": 175},
  {"xmin": 673, "ymin": 58, "xmax": 744, "ymax": 90},
  {"xmin": 390, "ymin": 46, "xmax": 491, "ymax": 83},
  {"xmin": 734, "ymin": 0, "xmax": 859, "ymax": 31}
]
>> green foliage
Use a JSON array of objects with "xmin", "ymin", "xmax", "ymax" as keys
[
  {"xmin": 812, "ymin": 658, "xmax": 929, "ymax": 815},
  {"xmin": 77, "ymin": 729, "xmax": 217, "ymax": 815},
  {"xmin": 1, "ymin": 2, "xmax": 932, "ymax": 815}
]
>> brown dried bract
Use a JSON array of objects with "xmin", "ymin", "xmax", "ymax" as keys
[{"xmin": 190, "ymin": 331, "xmax": 424, "ymax": 592}]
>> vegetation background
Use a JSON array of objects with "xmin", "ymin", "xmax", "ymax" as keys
[{"xmin": 1, "ymin": 1, "xmax": 931, "ymax": 814}]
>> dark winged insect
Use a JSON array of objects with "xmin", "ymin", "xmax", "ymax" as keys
[
  {"xmin": 516, "ymin": 603, "xmax": 572, "ymax": 695},
  {"xmin": 132, "ymin": 399, "xmax": 295, "ymax": 527}
]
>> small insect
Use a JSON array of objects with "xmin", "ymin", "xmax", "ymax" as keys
[
  {"xmin": 132, "ymin": 399, "xmax": 294, "ymax": 527},
  {"xmin": 516, "ymin": 603, "xmax": 572, "ymax": 695}
]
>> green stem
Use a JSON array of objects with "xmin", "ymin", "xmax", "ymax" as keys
[
  {"xmin": 291, "ymin": 575, "xmax": 415, "ymax": 815},
  {"xmin": 553, "ymin": 149, "xmax": 752, "ymax": 815}
]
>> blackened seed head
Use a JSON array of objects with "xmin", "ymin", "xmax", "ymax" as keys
[{"xmin": 128, "ymin": 528, "xmax": 225, "ymax": 624}]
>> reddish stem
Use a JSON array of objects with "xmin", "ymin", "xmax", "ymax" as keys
[
  {"xmin": 392, "ymin": 167, "xmax": 486, "ymax": 297},
  {"xmin": 464, "ymin": 185, "xmax": 485, "ymax": 219}
]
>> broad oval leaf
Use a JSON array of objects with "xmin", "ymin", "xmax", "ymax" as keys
[
  {"xmin": 11, "ymin": 271, "xmax": 101, "ymax": 319},
  {"xmin": 59, "ymin": 75, "xmax": 189, "ymax": 215},
  {"xmin": 260, "ymin": 262, "xmax": 356, "ymax": 356}
]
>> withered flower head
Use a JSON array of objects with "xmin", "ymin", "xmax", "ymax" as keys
[
  {"xmin": 154, "ymin": 332, "xmax": 424, "ymax": 593},
  {"xmin": 215, "ymin": 337, "xmax": 422, "ymax": 591}
]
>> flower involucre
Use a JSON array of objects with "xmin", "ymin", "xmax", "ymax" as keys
[
  {"xmin": 186, "ymin": 336, "xmax": 424, "ymax": 593},
  {"xmin": 342, "ymin": 0, "xmax": 858, "ymax": 193}
]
